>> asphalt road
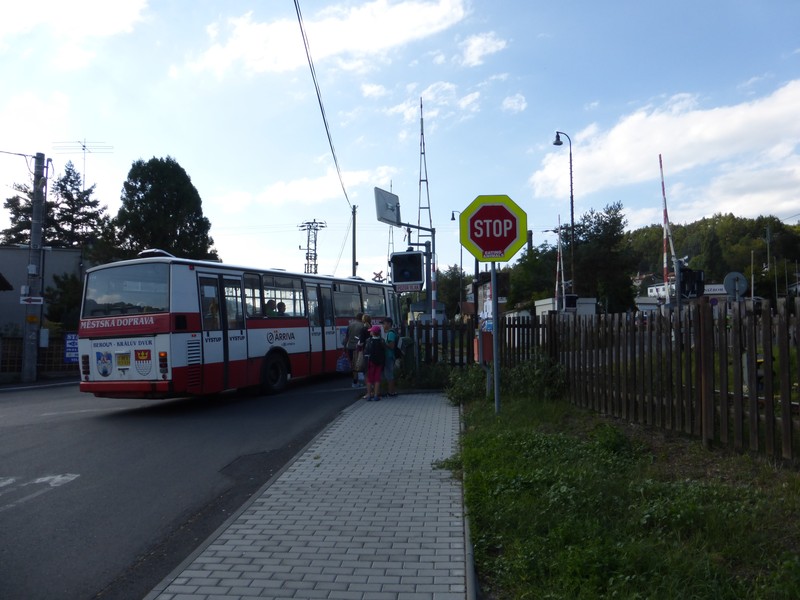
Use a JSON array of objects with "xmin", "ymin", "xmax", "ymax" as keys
[{"xmin": 0, "ymin": 376, "xmax": 360, "ymax": 600}]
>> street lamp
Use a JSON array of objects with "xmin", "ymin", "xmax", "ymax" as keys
[
  {"xmin": 451, "ymin": 210, "xmax": 464, "ymax": 317},
  {"xmin": 553, "ymin": 131, "xmax": 575, "ymax": 294}
]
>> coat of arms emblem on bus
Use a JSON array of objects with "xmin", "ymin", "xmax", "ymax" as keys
[
  {"xmin": 135, "ymin": 349, "xmax": 152, "ymax": 376},
  {"xmin": 96, "ymin": 351, "xmax": 112, "ymax": 377}
]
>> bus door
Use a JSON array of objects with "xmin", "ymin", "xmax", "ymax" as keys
[
  {"xmin": 199, "ymin": 274, "xmax": 248, "ymax": 392},
  {"xmin": 319, "ymin": 284, "xmax": 338, "ymax": 369},
  {"xmin": 306, "ymin": 283, "xmax": 336, "ymax": 373}
]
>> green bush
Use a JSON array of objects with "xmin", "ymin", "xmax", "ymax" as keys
[
  {"xmin": 410, "ymin": 363, "xmax": 452, "ymax": 390},
  {"xmin": 501, "ymin": 354, "xmax": 566, "ymax": 400},
  {"xmin": 445, "ymin": 363, "xmax": 488, "ymax": 405},
  {"xmin": 445, "ymin": 355, "xmax": 566, "ymax": 407}
]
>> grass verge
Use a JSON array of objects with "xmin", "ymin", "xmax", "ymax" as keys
[{"xmin": 448, "ymin": 363, "xmax": 800, "ymax": 600}]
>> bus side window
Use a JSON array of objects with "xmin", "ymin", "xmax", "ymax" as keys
[
  {"xmin": 200, "ymin": 280, "xmax": 220, "ymax": 330},
  {"xmin": 224, "ymin": 279, "xmax": 244, "ymax": 329},
  {"xmin": 268, "ymin": 275, "xmax": 305, "ymax": 318},
  {"xmin": 333, "ymin": 283, "xmax": 360, "ymax": 317},
  {"xmin": 320, "ymin": 287, "xmax": 334, "ymax": 327},
  {"xmin": 261, "ymin": 276, "xmax": 276, "ymax": 317},
  {"xmin": 363, "ymin": 285, "xmax": 387, "ymax": 318},
  {"xmin": 307, "ymin": 287, "xmax": 320, "ymax": 327},
  {"xmin": 244, "ymin": 273, "xmax": 262, "ymax": 317}
]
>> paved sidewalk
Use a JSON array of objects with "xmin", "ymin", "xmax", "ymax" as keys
[{"xmin": 145, "ymin": 392, "xmax": 471, "ymax": 600}]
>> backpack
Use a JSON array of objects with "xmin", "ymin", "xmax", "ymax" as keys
[
  {"xmin": 388, "ymin": 330, "xmax": 403, "ymax": 359},
  {"xmin": 365, "ymin": 337, "xmax": 385, "ymax": 366}
]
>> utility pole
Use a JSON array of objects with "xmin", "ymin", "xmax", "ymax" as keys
[
  {"xmin": 351, "ymin": 205, "xmax": 357, "ymax": 276},
  {"xmin": 299, "ymin": 220, "xmax": 327, "ymax": 274},
  {"xmin": 22, "ymin": 152, "xmax": 46, "ymax": 383}
]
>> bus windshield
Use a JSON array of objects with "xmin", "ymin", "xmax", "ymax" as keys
[{"xmin": 82, "ymin": 263, "xmax": 170, "ymax": 318}]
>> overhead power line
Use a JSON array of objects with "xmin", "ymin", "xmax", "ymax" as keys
[{"xmin": 294, "ymin": 0, "xmax": 350, "ymax": 210}]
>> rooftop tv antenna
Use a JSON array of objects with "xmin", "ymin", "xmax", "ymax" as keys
[
  {"xmin": 52, "ymin": 139, "xmax": 113, "ymax": 190},
  {"xmin": 299, "ymin": 219, "xmax": 327, "ymax": 274}
]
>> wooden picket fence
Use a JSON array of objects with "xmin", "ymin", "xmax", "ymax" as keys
[
  {"xmin": 407, "ymin": 298, "xmax": 800, "ymax": 462},
  {"xmin": 547, "ymin": 298, "xmax": 800, "ymax": 462}
]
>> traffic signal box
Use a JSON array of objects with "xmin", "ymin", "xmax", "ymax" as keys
[
  {"xmin": 680, "ymin": 266, "xmax": 705, "ymax": 298},
  {"xmin": 390, "ymin": 251, "xmax": 424, "ymax": 290}
]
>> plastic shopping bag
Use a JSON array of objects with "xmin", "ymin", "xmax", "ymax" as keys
[{"xmin": 336, "ymin": 351, "xmax": 351, "ymax": 373}]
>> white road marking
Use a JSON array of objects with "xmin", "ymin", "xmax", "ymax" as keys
[
  {"xmin": 40, "ymin": 408, "xmax": 125, "ymax": 416},
  {"xmin": 0, "ymin": 473, "xmax": 80, "ymax": 512}
]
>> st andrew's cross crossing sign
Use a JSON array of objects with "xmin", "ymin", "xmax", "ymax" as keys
[{"xmin": 459, "ymin": 195, "xmax": 527, "ymax": 262}]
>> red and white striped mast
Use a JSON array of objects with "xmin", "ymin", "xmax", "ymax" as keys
[
  {"xmin": 660, "ymin": 154, "xmax": 678, "ymax": 301},
  {"xmin": 554, "ymin": 215, "xmax": 567, "ymax": 308}
]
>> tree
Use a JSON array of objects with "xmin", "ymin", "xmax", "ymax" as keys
[
  {"xmin": 694, "ymin": 220, "xmax": 726, "ymax": 282},
  {"xmin": 627, "ymin": 224, "xmax": 669, "ymax": 277},
  {"xmin": 44, "ymin": 272, "xmax": 83, "ymax": 330},
  {"xmin": 1, "ymin": 162, "xmax": 107, "ymax": 252},
  {"xmin": 50, "ymin": 161, "xmax": 108, "ymax": 249},
  {"xmin": 435, "ymin": 264, "xmax": 466, "ymax": 319},
  {"xmin": 575, "ymin": 202, "xmax": 636, "ymax": 313},
  {"xmin": 507, "ymin": 243, "xmax": 558, "ymax": 307},
  {"xmin": 115, "ymin": 156, "xmax": 218, "ymax": 260},
  {"xmin": 0, "ymin": 182, "xmax": 59, "ymax": 246}
]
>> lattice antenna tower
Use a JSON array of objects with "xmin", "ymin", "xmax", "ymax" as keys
[
  {"xmin": 416, "ymin": 98, "xmax": 433, "ymax": 248},
  {"xmin": 299, "ymin": 220, "xmax": 327, "ymax": 274},
  {"xmin": 52, "ymin": 139, "xmax": 113, "ymax": 190}
]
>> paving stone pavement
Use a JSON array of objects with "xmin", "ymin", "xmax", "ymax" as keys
[{"xmin": 145, "ymin": 391, "xmax": 471, "ymax": 600}]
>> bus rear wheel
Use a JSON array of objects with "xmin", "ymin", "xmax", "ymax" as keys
[{"xmin": 262, "ymin": 353, "xmax": 288, "ymax": 394}]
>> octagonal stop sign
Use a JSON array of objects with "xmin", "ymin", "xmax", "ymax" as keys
[{"xmin": 459, "ymin": 195, "xmax": 527, "ymax": 262}]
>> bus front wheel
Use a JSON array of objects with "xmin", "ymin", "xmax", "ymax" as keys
[{"xmin": 262, "ymin": 353, "xmax": 288, "ymax": 394}]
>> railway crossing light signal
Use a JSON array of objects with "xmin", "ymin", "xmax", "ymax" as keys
[{"xmin": 390, "ymin": 251, "xmax": 424, "ymax": 290}]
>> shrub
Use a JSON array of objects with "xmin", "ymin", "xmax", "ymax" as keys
[
  {"xmin": 502, "ymin": 354, "xmax": 566, "ymax": 401},
  {"xmin": 446, "ymin": 363, "xmax": 488, "ymax": 405}
]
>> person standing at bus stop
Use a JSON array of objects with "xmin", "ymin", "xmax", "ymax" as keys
[
  {"xmin": 357, "ymin": 314, "xmax": 372, "ymax": 391},
  {"xmin": 344, "ymin": 312, "xmax": 364, "ymax": 388},
  {"xmin": 364, "ymin": 324, "xmax": 385, "ymax": 401},
  {"xmin": 382, "ymin": 317, "xmax": 398, "ymax": 397}
]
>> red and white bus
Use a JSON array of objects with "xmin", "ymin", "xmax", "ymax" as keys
[{"xmin": 77, "ymin": 251, "xmax": 400, "ymax": 398}]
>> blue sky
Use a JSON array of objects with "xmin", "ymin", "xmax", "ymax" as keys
[{"xmin": 1, "ymin": 0, "xmax": 798, "ymax": 282}]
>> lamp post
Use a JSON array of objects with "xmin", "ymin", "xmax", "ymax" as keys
[
  {"xmin": 451, "ymin": 210, "xmax": 464, "ymax": 317},
  {"xmin": 553, "ymin": 131, "xmax": 575, "ymax": 294}
]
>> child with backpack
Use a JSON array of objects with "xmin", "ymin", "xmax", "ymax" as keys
[
  {"xmin": 381, "ymin": 317, "xmax": 399, "ymax": 397},
  {"xmin": 364, "ymin": 324, "xmax": 385, "ymax": 401}
]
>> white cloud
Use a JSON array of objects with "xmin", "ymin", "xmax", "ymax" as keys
[
  {"xmin": 386, "ymin": 81, "xmax": 457, "ymax": 123},
  {"xmin": 530, "ymin": 80, "xmax": 800, "ymax": 226},
  {"xmin": 501, "ymin": 93, "xmax": 526, "ymax": 113},
  {"xmin": 457, "ymin": 31, "xmax": 507, "ymax": 67},
  {"xmin": 458, "ymin": 91, "xmax": 480, "ymax": 112},
  {"xmin": 0, "ymin": 0, "xmax": 147, "ymax": 65},
  {"xmin": 190, "ymin": 0, "xmax": 468, "ymax": 76},
  {"xmin": 252, "ymin": 165, "xmax": 397, "ymax": 208},
  {"xmin": 361, "ymin": 83, "xmax": 389, "ymax": 98}
]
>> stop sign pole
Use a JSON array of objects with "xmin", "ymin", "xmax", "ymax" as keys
[{"xmin": 458, "ymin": 195, "xmax": 528, "ymax": 414}]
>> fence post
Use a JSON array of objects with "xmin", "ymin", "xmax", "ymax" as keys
[
  {"xmin": 762, "ymin": 301, "xmax": 776, "ymax": 458},
  {"xmin": 698, "ymin": 298, "xmax": 714, "ymax": 449},
  {"xmin": 778, "ymin": 301, "xmax": 795, "ymax": 460}
]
